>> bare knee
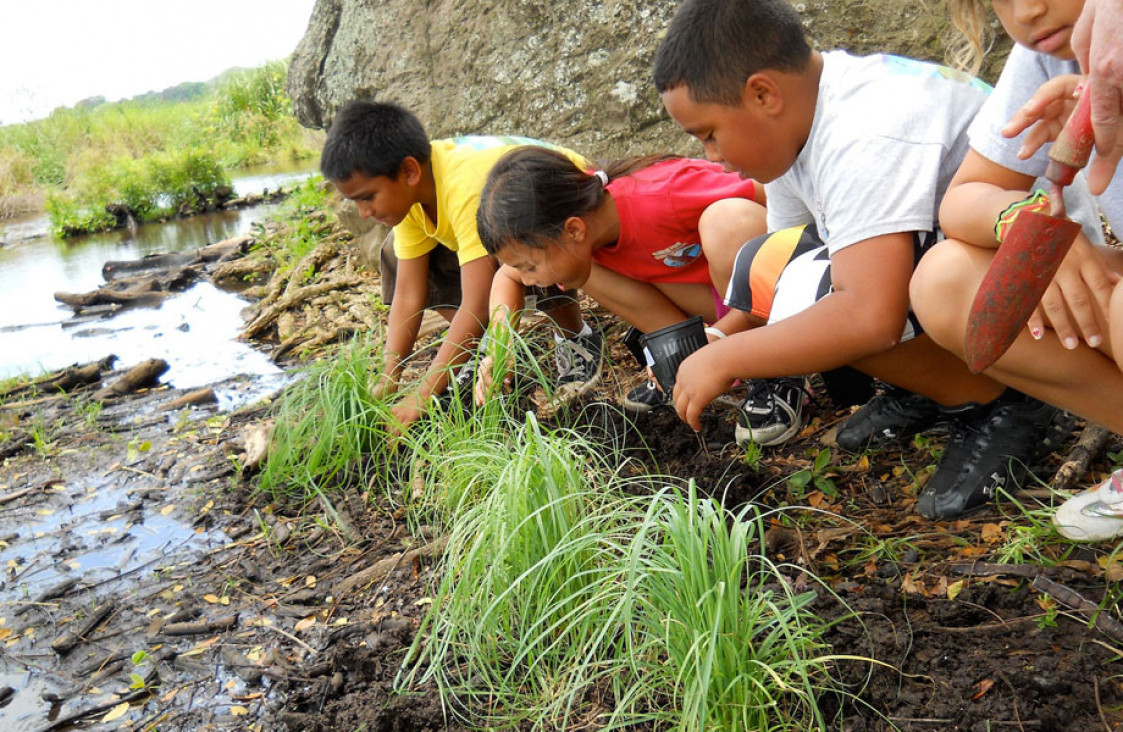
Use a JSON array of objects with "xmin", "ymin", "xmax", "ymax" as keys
[{"xmin": 910, "ymin": 239, "xmax": 989, "ymax": 349}]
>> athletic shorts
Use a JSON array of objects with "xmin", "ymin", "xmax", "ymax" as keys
[
  {"xmin": 378, "ymin": 231, "xmax": 576, "ymax": 312},
  {"xmin": 724, "ymin": 225, "xmax": 934, "ymax": 342}
]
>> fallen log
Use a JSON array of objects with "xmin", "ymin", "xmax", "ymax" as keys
[
  {"xmin": 13, "ymin": 577, "xmax": 78, "ymax": 616},
  {"xmin": 55, "ymin": 270, "xmax": 198, "ymax": 313},
  {"xmin": 92, "ymin": 359, "xmax": 169, "ymax": 402}
]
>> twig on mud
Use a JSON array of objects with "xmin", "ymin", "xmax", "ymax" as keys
[
  {"xmin": 1032, "ymin": 575, "xmax": 1123, "ymax": 642},
  {"xmin": 1093, "ymin": 676, "xmax": 1114, "ymax": 732},
  {"xmin": 0, "ymin": 486, "xmax": 35, "ymax": 505},
  {"xmin": 12, "ymin": 577, "xmax": 79, "ymax": 616},
  {"xmin": 160, "ymin": 614, "xmax": 238, "ymax": 636},
  {"xmin": 1051, "ymin": 423, "xmax": 1111, "ymax": 494},
  {"xmin": 928, "ymin": 615, "xmax": 1046, "ymax": 634},
  {"xmin": 261, "ymin": 622, "xmax": 318, "ymax": 653},
  {"xmin": 333, "ymin": 537, "xmax": 449, "ymax": 596},
  {"xmin": 51, "ymin": 603, "xmax": 114, "ymax": 654}
]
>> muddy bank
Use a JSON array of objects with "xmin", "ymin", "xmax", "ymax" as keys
[{"xmin": 1, "ymin": 210, "xmax": 1121, "ymax": 731}]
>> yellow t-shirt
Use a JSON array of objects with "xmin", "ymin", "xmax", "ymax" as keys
[{"xmin": 393, "ymin": 136, "xmax": 589, "ymax": 265}]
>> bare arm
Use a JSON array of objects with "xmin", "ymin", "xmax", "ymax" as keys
[
  {"xmin": 672, "ymin": 232, "xmax": 916, "ymax": 430},
  {"xmin": 938, "ymin": 149, "xmax": 1037, "ymax": 249}
]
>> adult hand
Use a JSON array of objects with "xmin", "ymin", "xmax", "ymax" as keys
[
  {"xmin": 671, "ymin": 349, "xmax": 735, "ymax": 432},
  {"xmin": 1026, "ymin": 237, "xmax": 1120, "ymax": 349},
  {"xmin": 1001, "ymin": 75, "xmax": 1084, "ymax": 158},
  {"xmin": 1072, "ymin": 0, "xmax": 1123, "ymax": 194}
]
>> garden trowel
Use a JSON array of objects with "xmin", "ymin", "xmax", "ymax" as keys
[{"xmin": 963, "ymin": 88, "xmax": 1096, "ymax": 373}]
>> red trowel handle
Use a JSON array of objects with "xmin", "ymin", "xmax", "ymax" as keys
[{"xmin": 1045, "ymin": 86, "xmax": 1095, "ymax": 187}]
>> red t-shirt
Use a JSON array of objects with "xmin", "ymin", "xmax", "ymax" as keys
[{"xmin": 594, "ymin": 158, "xmax": 759, "ymax": 284}]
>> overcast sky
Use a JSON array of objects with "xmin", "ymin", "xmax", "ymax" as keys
[{"xmin": 0, "ymin": 0, "xmax": 318, "ymax": 125}]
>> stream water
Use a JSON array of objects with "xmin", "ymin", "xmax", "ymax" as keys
[
  {"xmin": 0, "ymin": 160, "xmax": 319, "ymax": 728},
  {"xmin": 0, "ymin": 159, "xmax": 318, "ymax": 404}
]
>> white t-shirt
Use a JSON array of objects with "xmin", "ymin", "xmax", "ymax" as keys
[
  {"xmin": 968, "ymin": 43, "xmax": 1120, "ymax": 240},
  {"xmin": 765, "ymin": 51, "xmax": 992, "ymax": 255}
]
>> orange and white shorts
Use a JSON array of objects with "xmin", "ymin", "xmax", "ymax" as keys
[{"xmin": 724, "ymin": 225, "xmax": 931, "ymax": 342}]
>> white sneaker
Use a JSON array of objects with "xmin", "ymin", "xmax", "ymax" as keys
[{"xmin": 1053, "ymin": 469, "xmax": 1123, "ymax": 542}]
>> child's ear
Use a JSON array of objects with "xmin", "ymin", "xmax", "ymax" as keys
[
  {"xmin": 399, "ymin": 157, "xmax": 423, "ymax": 185},
  {"xmin": 562, "ymin": 216, "xmax": 587, "ymax": 244},
  {"xmin": 743, "ymin": 73, "xmax": 784, "ymax": 117}
]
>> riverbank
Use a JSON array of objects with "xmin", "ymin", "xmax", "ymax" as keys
[{"xmin": 1, "ymin": 197, "xmax": 1121, "ymax": 731}]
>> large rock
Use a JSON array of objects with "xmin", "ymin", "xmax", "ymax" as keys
[{"xmin": 288, "ymin": 0, "xmax": 1007, "ymax": 158}]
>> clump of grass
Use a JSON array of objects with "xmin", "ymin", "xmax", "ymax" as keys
[
  {"xmin": 255, "ymin": 333, "xmax": 395, "ymax": 505},
  {"xmin": 617, "ymin": 487, "xmax": 836, "ymax": 731},
  {"xmin": 401, "ymin": 410, "xmax": 850, "ymax": 731}
]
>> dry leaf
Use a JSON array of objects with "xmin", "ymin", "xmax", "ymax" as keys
[
  {"xmin": 161, "ymin": 505, "xmax": 175, "ymax": 516},
  {"xmin": 203, "ymin": 594, "xmax": 221, "ymax": 604},
  {"xmin": 294, "ymin": 616, "xmax": 317, "ymax": 632},
  {"xmin": 947, "ymin": 579, "xmax": 965, "ymax": 601},
  {"xmin": 971, "ymin": 678, "xmax": 994, "ymax": 700},
  {"xmin": 101, "ymin": 701, "xmax": 131, "ymax": 723},
  {"xmin": 230, "ymin": 705, "xmax": 249, "ymax": 716}
]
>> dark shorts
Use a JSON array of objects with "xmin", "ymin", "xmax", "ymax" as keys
[
  {"xmin": 725, "ymin": 225, "xmax": 933, "ymax": 342},
  {"xmin": 378, "ymin": 231, "xmax": 576, "ymax": 312}
]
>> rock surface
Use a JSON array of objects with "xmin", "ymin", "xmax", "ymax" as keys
[{"xmin": 287, "ymin": 0, "xmax": 1008, "ymax": 158}]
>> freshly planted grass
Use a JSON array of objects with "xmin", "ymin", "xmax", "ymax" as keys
[
  {"xmin": 616, "ymin": 487, "xmax": 837, "ymax": 732},
  {"xmin": 400, "ymin": 414, "xmax": 656, "ymax": 728},
  {"xmin": 256, "ymin": 334, "xmax": 395, "ymax": 504}
]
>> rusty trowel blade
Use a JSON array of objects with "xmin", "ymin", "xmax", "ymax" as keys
[{"xmin": 963, "ymin": 210, "xmax": 1082, "ymax": 373}]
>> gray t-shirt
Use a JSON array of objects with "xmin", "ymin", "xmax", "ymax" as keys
[
  {"xmin": 765, "ymin": 51, "xmax": 991, "ymax": 255},
  {"xmin": 968, "ymin": 43, "xmax": 1120, "ymax": 240}
]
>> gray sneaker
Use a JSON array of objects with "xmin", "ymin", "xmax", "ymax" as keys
[
  {"xmin": 553, "ymin": 330, "xmax": 603, "ymax": 405},
  {"xmin": 622, "ymin": 379, "xmax": 671, "ymax": 413}
]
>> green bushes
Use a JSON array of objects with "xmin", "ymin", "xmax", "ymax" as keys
[{"xmin": 0, "ymin": 60, "xmax": 318, "ymax": 234}]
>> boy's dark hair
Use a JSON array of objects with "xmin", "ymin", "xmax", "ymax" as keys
[
  {"xmin": 653, "ymin": 0, "xmax": 812, "ymax": 105},
  {"xmin": 477, "ymin": 147, "xmax": 678, "ymax": 255},
  {"xmin": 320, "ymin": 100, "xmax": 432, "ymax": 181}
]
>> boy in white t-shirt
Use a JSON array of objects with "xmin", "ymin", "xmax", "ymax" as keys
[{"xmin": 652, "ymin": 0, "xmax": 1070, "ymax": 521}]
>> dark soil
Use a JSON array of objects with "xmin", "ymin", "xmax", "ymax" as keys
[{"xmin": 2, "ymin": 295, "xmax": 1121, "ymax": 732}]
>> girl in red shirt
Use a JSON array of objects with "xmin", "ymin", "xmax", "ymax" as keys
[{"xmin": 475, "ymin": 146, "xmax": 767, "ymax": 412}]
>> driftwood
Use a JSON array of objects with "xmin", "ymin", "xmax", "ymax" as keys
[
  {"xmin": 0, "ymin": 356, "xmax": 117, "ymax": 400},
  {"xmin": 242, "ymin": 275, "xmax": 362, "ymax": 340},
  {"xmin": 335, "ymin": 537, "xmax": 449, "ymax": 596},
  {"xmin": 92, "ymin": 359, "xmax": 169, "ymax": 402},
  {"xmin": 1052, "ymin": 423, "xmax": 1113, "ymax": 493},
  {"xmin": 13, "ymin": 577, "xmax": 78, "ymax": 616},
  {"xmin": 54, "ymin": 270, "xmax": 197, "ymax": 313},
  {"xmin": 159, "ymin": 387, "xmax": 217, "ymax": 411},
  {"xmin": 101, "ymin": 235, "xmax": 250, "ymax": 281}
]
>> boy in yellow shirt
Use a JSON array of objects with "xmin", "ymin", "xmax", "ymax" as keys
[{"xmin": 320, "ymin": 100, "xmax": 599, "ymax": 432}]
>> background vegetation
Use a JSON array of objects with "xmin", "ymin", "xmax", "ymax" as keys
[{"xmin": 0, "ymin": 60, "xmax": 322, "ymax": 235}]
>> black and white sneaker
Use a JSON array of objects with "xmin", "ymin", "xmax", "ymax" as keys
[
  {"xmin": 836, "ymin": 385, "xmax": 942, "ymax": 452},
  {"xmin": 734, "ymin": 377, "xmax": 808, "ymax": 447},
  {"xmin": 622, "ymin": 380, "xmax": 671, "ymax": 413},
  {"xmin": 917, "ymin": 391, "xmax": 1068, "ymax": 520},
  {"xmin": 552, "ymin": 329, "xmax": 603, "ymax": 405}
]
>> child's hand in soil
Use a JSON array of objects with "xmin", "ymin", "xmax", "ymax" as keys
[
  {"xmin": 388, "ymin": 392, "xmax": 427, "ymax": 438},
  {"xmin": 474, "ymin": 355, "xmax": 512, "ymax": 406},
  {"xmin": 672, "ymin": 348, "xmax": 735, "ymax": 432},
  {"xmin": 369, "ymin": 372, "xmax": 400, "ymax": 402}
]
